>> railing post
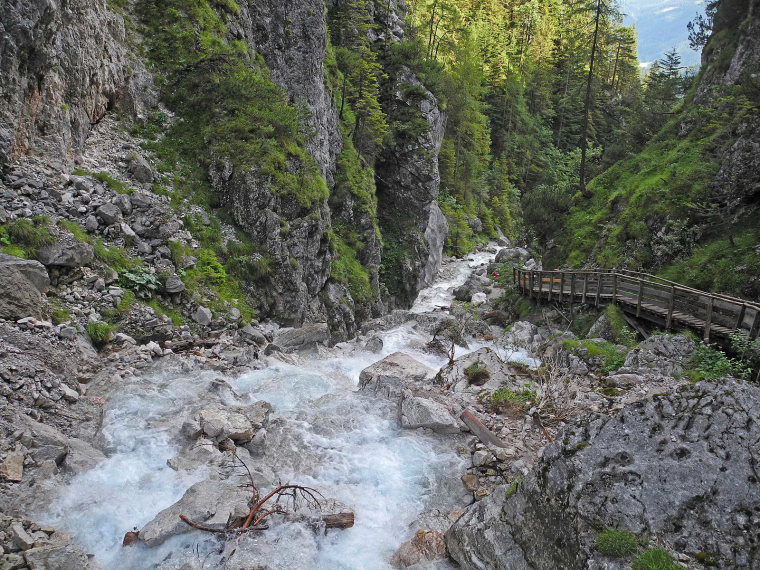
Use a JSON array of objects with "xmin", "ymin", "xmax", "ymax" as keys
[
  {"xmin": 704, "ymin": 296, "xmax": 714, "ymax": 342},
  {"xmin": 528, "ymin": 271, "xmax": 534, "ymax": 299},
  {"xmin": 513, "ymin": 267, "xmax": 517, "ymax": 290},
  {"xmin": 559, "ymin": 273, "xmax": 565, "ymax": 299},
  {"xmin": 751, "ymin": 310, "xmax": 760, "ymax": 340},
  {"xmin": 636, "ymin": 280, "xmax": 643, "ymax": 318},
  {"xmin": 595, "ymin": 273, "xmax": 602, "ymax": 307},
  {"xmin": 538, "ymin": 271, "xmax": 544, "ymax": 299},
  {"xmin": 666, "ymin": 285, "xmax": 675, "ymax": 330},
  {"xmin": 569, "ymin": 273, "xmax": 575, "ymax": 317},
  {"xmin": 548, "ymin": 272, "xmax": 553, "ymax": 302},
  {"xmin": 735, "ymin": 304, "xmax": 747, "ymax": 330},
  {"xmin": 582, "ymin": 273, "xmax": 589, "ymax": 305},
  {"xmin": 612, "ymin": 273, "xmax": 618, "ymax": 305}
]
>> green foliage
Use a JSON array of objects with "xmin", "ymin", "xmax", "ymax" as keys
[
  {"xmin": 330, "ymin": 232, "xmax": 373, "ymax": 303},
  {"xmin": 595, "ymin": 529, "xmax": 639, "ymax": 557},
  {"xmin": 439, "ymin": 194, "xmax": 477, "ymax": 257},
  {"xmin": 490, "ymin": 385, "xmax": 537, "ymax": 413},
  {"xmin": 730, "ymin": 332, "xmax": 760, "ymax": 383},
  {"xmin": 605, "ymin": 305, "xmax": 638, "ymax": 347},
  {"xmin": 138, "ymin": 0, "xmax": 327, "ymax": 208},
  {"xmin": 91, "ymin": 171, "xmax": 134, "ymax": 195},
  {"xmin": 86, "ymin": 321, "xmax": 116, "ymax": 348},
  {"xmin": 119, "ymin": 266, "xmax": 162, "ymax": 299},
  {"xmin": 464, "ymin": 362, "xmax": 491, "ymax": 385},
  {"xmin": 50, "ymin": 304, "xmax": 72, "ymax": 325},
  {"xmin": 632, "ymin": 548, "xmax": 684, "ymax": 570},
  {"xmin": 146, "ymin": 298, "xmax": 186, "ymax": 325},
  {"xmin": 684, "ymin": 343, "xmax": 750, "ymax": 382},
  {"xmin": 0, "ymin": 218, "xmax": 54, "ymax": 257},
  {"xmin": 562, "ymin": 339, "xmax": 628, "ymax": 373}
]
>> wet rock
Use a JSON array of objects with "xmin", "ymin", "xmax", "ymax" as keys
[
  {"xmin": 23, "ymin": 543, "xmax": 91, "ymax": 570},
  {"xmin": 140, "ymin": 480, "xmax": 250, "ymax": 546},
  {"xmin": 364, "ymin": 335, "xmax": 384, "ymax": 353},
  {"xmin": 238, "ymin": 325, "xmax": 267, "ymax": 346},
  {"xmin": 438, "ymin": 348, "xmax": 511, "ymax": 393},
  {"xmin": 192, "ymin": 306, "xmax": 212, "ymax": 326},
  {"xmin": 400, "ymin": 392, "xmax": 460, "ymax": 434},
  {"xmin": 359, "ymin": 352, "xmax": 435, "ymax": 401},
  {"xmin": 391, "ymin": 530, "xmax": 447, "ymax": 568},
  {"xmin": 275, "ymin": 323, "xmax": 330, "ymax": 351},
  {"xmin": 198, "ymin": 408, "xmax": 254, "ymax": 443}
]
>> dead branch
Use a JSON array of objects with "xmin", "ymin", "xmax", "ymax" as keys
[{"xmin": 179, "ymin": 515, "xmax": 269, "ymax": 534}]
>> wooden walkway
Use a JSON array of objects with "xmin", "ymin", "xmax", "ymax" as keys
[{"xmin": 513, "ymin": 268, "xmax": 760, "ymax": 342}]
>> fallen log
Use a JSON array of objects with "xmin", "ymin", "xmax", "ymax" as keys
[
  {"xmin": 460, "ymin": 409, "xmax": 508, "ymax": 448},
  {"xmin": 321, "ymin": 512, "xmax": 354, "ymax": 529}
]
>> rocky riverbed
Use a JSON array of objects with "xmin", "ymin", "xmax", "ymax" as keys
[{"xmin": 1, "ymin": 244, "xmax": 759, "ymax": 570}]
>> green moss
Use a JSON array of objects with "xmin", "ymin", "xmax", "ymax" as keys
[
  {"xmin": 464, "ymin": 362, "xmax": 491, "ymax": 385},
  {"xmin": 562, "ymin": 339, "xmax": 628, "ymax": 373},
  {"xmin": 51, "ymin": 304, "xmax": 72, "ymax": 325},
  {"xmin": 605, "ymin": 305, "xmax": 638, "ymax": 347},
  {"xmin": 91, "ymin": 172, "xmax": 134, "ymax": 195},
  {"xmin": 595, "ymin": 529, "xmax": 638, "ymax": 557},
  {"xmin": 146, "ymin": 298, "xmax": 186, "ymax": 325},
  {"xmin": 0, "ymin": 218, "xmax": 55, "ymax": 257},
  {"xmin": 504, "ymin": 477, "xmax": 522, "ymax": 499},
  {"xmin": 632, "ymin": 548, "xmax": 684, "ymax": 570}
]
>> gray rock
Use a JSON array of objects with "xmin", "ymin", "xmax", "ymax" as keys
[
  {"xmin": 447, "ymin": 381, "xmax": 760, "ymax": 570},
  {"xmin": 471, "ymin": 292, "xmax": 487, "ymax": 306},
  {"xmin": 164, "ymin": 274, "xmax": 185, "ymax": 294},
  {"xmin": 127, "ymin": 155, "xmax": 153, "ymax": 183},
  {"xmin": 364, "ymin": 335, "xmax": 384, "ymax": 353},
  {"xmin": 439, "ymin": 348, "xmax": 512, "ymax": 393},
  {"xmin": 495, "ymin": 247, "xmax": 530, "ymax": 265},
  {"xmin": 0, "ymin": 254, "xmax": 50, "ymax": 319},
  {"xmin": 400, "ymin": 392, "xmax": 460, "ymax": 434},
  {"xmin": 11, "ymin": 522, "xmax": 35, "ymax": 550},
  {"xmin": 359, "ymin": 352, "xmax": 435, "ymax": 402},
  {"xmin": 140, "ymin": 480, "xmax": 250, "ymax": 546},
  {"xmin": 36, "ymin": 241, "xmax": 94, "ymax": 268},
  {"xmin": 84, "ymin": 215, "xmax": 99, "ymax": 232},
  {"xmin": 57, "ymin": 326, "xmax": 76, "ymax": 339},
  {"xmin": 320, "ymin": 279, "xmax": 356, "ymax": 345},
  {"xmin": 198, "ymin": 408, "xmax": 254, "ymax": 443},
  {"xmin": 95, "ymin": 203, "xmax": 121, "ymax": 225},
  {"xmin": 113, "ymin": 194, "xmax": 132, "ymax": 215},
  {"xmin": 619, "ymin": 333, "xmax": 696, "ymax": 377},
  {"xmin": 238, "ymin": 325, "xmax": 267, "ymax": 346},
  {"xmin": 275, "ymin": 323, "xmax": 330, "ymax": 351},
  {"xmin": 192, "ymin": 306, "xmax": 212, "ymax": 326},
  {"xmin": 24, "ymin": 543, "xmax": 91, "ymax": 570}
]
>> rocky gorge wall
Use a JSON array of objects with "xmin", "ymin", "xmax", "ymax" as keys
[{"xmin": 0, "ymin": 0, "xmax": 448, "ymax": 336}]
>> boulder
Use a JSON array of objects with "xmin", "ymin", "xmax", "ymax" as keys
[
  {"xmin": 358, "ymin": 352, "xmax": 436, "ymax": 402},
  {"xmin": 1, "ymin": 450, "xmax": 24, "ymax": 482},
  {"xmin": 164, "ymin": 273, "xmax": 185, "ymax": 294},
  {"xmin": 438, "ymin": 348, "xmax": 511, "ymax": 393},
  {"xmin": 198, "ymin": 408, "xmax": 254, "ymax": 443},
  {"xmin": 24, "ymin": 543, "xmax": 91, "ymax": 570},
  {"xmin": 447, "ymin": 381, "xmax": 760, "ymax": 570},
  {"xmin": 140, "ymin": 480, "xmax": 250, "ymax": 546},
  {"xmin": 36, "ymin": 241, "xmax": 94, "ymax": 268},
  {"xmin": 238, "ymin": 324, "xmax": 268, "ymax": 346},
  {"xmin": 0, "ymin": 254, "xmax": 49, "ymax": 319},
  {"xmin": 274, "ymin": 323, "xmax": 330, "ymax": 351},
  {"xmin": 495, "ymin": 247, "xmax": 529, "ymax": 265},
  {"xmin": 503, "ymin": 321, "xmax": 555, "ymax": 353},
  {"xmin": 400, "ymin": 392, "xmax": 460, "ymax": 434},
  {"xmin": 471, "ymin": 292, "xmax": 487, "ymax": 306},
  {"xmin": 127, "ymin": 154, "xmax": 153, "ymax": 183},
  {"xmin": 113, "ymin": 194, "xmax": 132, "ymax": 215},
  {"xmin": 619, "ymin": 333, "xmax": 695, "ymax": 377},
  {"xmin": 192, "ymin": 305, "xmax": 212, "ymax": 326},
  {"xmin": 95, "ymin": 202, "xmax": 122, "ymax": 225},
  {"xmin": 391, "ymin": 530, "xmax": 447, "ymax": 568}
]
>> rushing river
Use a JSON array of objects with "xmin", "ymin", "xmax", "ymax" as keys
[{"xmin": 42, "ymin": 248, "xmax": 533, "ymax": 569}]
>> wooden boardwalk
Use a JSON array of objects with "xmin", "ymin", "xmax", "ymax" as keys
[{"xmin": 513, "ymin": 268, "xmax": 760, "ymax": 342}]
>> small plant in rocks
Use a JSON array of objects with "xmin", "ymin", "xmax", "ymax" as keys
[
  {"xmin": 595, "ymin": 528, "xmax": 638, "ymax": 557},
  {"xmin": 632, "ymin": 548, "xmax": 685, "ymax": 570}
]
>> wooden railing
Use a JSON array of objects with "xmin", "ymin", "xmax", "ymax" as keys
[{"xmin": 513, "ymin": 268, "xmax": 760, "ymax": 342}]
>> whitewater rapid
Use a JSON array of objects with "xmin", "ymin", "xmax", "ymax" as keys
[{"xmin": 42, "ymin": 247, "xmax": 534, "ymax": 569}]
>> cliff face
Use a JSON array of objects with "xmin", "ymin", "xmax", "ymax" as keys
[{"xmin": 0, "ymin": 0, "xmax": 447, "ymax": 334}]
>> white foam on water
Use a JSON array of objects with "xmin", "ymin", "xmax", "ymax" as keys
[{"xmin": 41, "ymin": 247, "xmax": 531, "ymax": 569}]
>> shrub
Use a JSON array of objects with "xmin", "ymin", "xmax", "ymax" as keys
[
  {"xmin": 684, "ymin": 343, "xmax": 750, "ymax": 382},
  {"xmin": 595, "ymin": 529, "xmax": 638, "ymax": 557},
  {"xmin": 0, "ymin": 218, "xmax": 55, "ymax": 257},
  {"xmin": 86, "ymin": 321, "xmax": 116, "ymax": 347},
  {"xmin": 119, "ymin": 266, "xmax": 161, "ymax": 299},
  {"xmin": 562, "ymin": 339, "xmax": 628, "ymax": 374},
  {"xmin": 490, "ymin": 385, "xmax": 537, "ymax": 413},
  {"xmin": 91, "ymin": 171, "xmax": 134, "ymax": 195},
  {"xmin": 632, "ymin": 548, "xmax": 684, "ymax": 570},
  {"xmin": 464, "ymin": 362, "xmax": 491, "ymax": 386}
]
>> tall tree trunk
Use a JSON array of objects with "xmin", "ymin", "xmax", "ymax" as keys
[{"xmin": 579, "ymin": 0, "xmax": 603, "ymax": 198}]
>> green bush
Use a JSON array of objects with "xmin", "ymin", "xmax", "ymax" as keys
[
  {"xmin": 490, "ymin": 385, "xmax": 537, "ymax": 413},
  {"xmin": 464, "ymin": 362, "xmax": 491, "ymax": 385},
  {"xmin": 684, "ymin": 343, "xmax": 750, "ymax": 382},
  {"xmin": 119, "ymin": 266, "xmax": 162, "ymax": 299},
  {"xmin": 632, "ymin": 548, "xmax": 684, "ymax": 570},
  {"xmin": 595, "ymin": 529, "xmax": 638, "ymax": 557},
  {"xmin": 0, "ymin": 218, "xmax": 55, "ymax": 257},
  {"xmin": 330, "ymin": 233, "xmax": 373, "ymax": 303},
  {"xmin": 86, "ymin": 321, "xmax": 116, "ymax": 347},
  {"xmin": 562, "ymin": 338, "xmax": 628, "ymax": 374}
]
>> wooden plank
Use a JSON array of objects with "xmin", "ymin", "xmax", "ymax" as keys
[
  {"xmin": 559, "ymin": 273, "xmax": 565, "ymax": 301},
  {"xmin": 735, "ymin": 304, "xmax": 747, "ymax": 330},
  {"xmin": 636, "ymin": 280, "xmax": 643, "ymax": 317},
  {"xmin": 612, "ymin": 273, "xmax": 618, "ymax": 304},
  {"xmin": 595, "ymin": 274, "xmax": 602, "ymax": 307},
  {"xmin": 582, "ymin": 274, "xmax": 589, "ymax": 305},
  {"xmin": 538, "ymin": 271, "xmax": 543, "ymax": 299},
  {"xmin": 751, "ymin": 310, "xmax": 760, "ymax": 340},
  {"xmin": 528, "ymin": 271, "xmax": 533, "ymax": 299},
  {"xmin": 460, "ymin": 410, "xmax": 508, "ymax": 448}
]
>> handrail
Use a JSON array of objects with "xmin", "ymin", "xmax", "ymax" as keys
[{"xmin": 513, "ymin": 267, "xmax": 760, "ymax": 341}]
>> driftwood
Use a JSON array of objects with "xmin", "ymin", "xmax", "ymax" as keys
[
  {"xmin": 460, "ymin": 409, "xmax": 508, "ymax": 448},
  {"xmin": 321, "ymin": 512, "xmax": 355, "ymax": 529}
]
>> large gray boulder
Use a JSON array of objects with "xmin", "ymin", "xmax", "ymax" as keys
[
  {"xmin": 198, "ymin": 408, "xmax": 254, "ymax": 443},
  {"xmin": 0, "ymin": 254, "xmax": 49, "ymax": 319},
  {"xmin": 400, "ymin": 392, "xmax": 460, "ymax": 434},
  {"xmin": 36, "ymin": 241, "xmax": 94, "ymax": 268},
  {"xmin": 358, "ymin": 352, "xmax": 435, "ymax": 402},
  {"xmin": 437, "ymin": 348, "xmax": 511, "ymax": 393},
  {"xmin": 447, "ymin": 381, "xmax": 760, "ymax": 570},
  {"xmin": 274, "ymin": 323, "xmax": 330, "ymax": 351},
  {"xmin": 24, "ymin": 543, "xmax": 91, "ymax": 570},
  {"xmin": 619, "ymin": 333, "xmax": 696, "ymax": 377},
  {"xmin": 140, "ymin": 480, "xmax": 251, "ymax": 546}
]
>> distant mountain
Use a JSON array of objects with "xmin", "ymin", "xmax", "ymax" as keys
[{"xmin": 619, "ymin": 0, "xmax": 705, "ymax": 68}]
